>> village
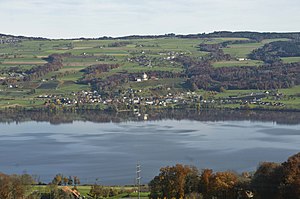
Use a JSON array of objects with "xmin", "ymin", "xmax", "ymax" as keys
[
  {"xmin": 0, "ymin": 67, "xmax": 288, "ymax": 111},
  {"xmin": 40, "ymin": 72, "xmax": 286, "ymax": 111}
]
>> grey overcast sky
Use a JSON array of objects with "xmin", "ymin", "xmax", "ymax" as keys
[{"xmin": 0, "ymin": 0, "xmax": 299, "ymax": 38}]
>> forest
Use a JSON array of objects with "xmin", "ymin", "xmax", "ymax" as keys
[
  {"xmin": 96, "ymin": 31, "xmax": 300, "ymax": 41},
  {"xmin": 185, "ymin": 61, "xmax": 300, "ymax": 91},
  {"xmin": 249, "ymin": 41, "xmax": 300, "ymax": 63}
]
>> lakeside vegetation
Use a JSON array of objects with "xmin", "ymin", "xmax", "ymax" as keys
[
  {"xmin": 0, "ymin": 32, "xmax": 299, "ymax": 112},
  {"xmin": 1, "ymin": 152, "xmax": 300, "ymax": 199},
  {"xmin": 149, "ymin": 152, "xmax": 300, "ymax": 199}
]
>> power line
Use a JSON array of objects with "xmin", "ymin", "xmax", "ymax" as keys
[{"xmin": 136, "ymin": 163, "xmax": 141, "ymax": 199}]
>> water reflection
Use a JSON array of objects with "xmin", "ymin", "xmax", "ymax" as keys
[
  {"xmin": 0, "ymin": 109, "xmax": 300, "ymax": 125},
  {"xmin": 0, "ymin": 110, "xmax": 299, "ymax": 185}
]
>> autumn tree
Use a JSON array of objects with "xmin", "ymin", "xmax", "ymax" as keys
[
  {"xmin": 52, "ymin": 174, "xmax": 63, "ymax": 185},
  {"xmin": 148, "ymin": 152, "xmax": 300, "ymax": 199},
  {"xmin": 47, "ymin": 183, "xmax": 73, "ymax": 199},
  {"xmin": 0, "ymin": 173, "xmax": 12, "ymax": 199},
  {"xmin": 89, "ymin": 184, "xmax": 117, "ymax": 199},
  {"xmin": 73, "ymin": 176, "xmax": 80, "ymax": 187},
  {"xmin": 251, "ymin": 162, "xmax": 283, "ymax": 199},
  {"xmin": 184, "ymin": 166, "xmax": 201, "ymax": 195},
  {"xmin": 67, "ymin": 176, "xmax": 73, "ymax": 186},
  {"xmin": 10, "ymin": 175, "xmax": 27, "ymax": 199},
  {"xmin": 63, "ymin": 176, "xmax": 69, "ymax": 186},
  {"xmin": 149, "ymin": 176, "xmax": 163, "ymax": 199},
  {"xmin": 149, "ymin": 164, "xmax": 194, "ymax": 199},
  {"xmin": 0, "ymin": 173, "xmax": 34, "ymax": 199},
  {"xmin": 199, "ymin": 169, "xmax": 213, "ymax": 199},
  {"xmin": 280, "ymin": 152, "xmax": 300, "ymax": 198},
  {"xmin": 210, "ymin": 171, "xmax": 238, "ymax": 199}
]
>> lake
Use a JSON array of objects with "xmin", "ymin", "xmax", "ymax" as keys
[{"xmin": 0, "ymin": 110, "xmax": 299, "ymax": 185}]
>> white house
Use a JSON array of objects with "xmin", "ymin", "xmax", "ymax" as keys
[{"xmin": 143, "ymin": 73, "xmax": 148, "ymax": 81}]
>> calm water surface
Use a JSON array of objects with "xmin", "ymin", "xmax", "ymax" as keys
[{"xmin": 0, "ymin": 119, "xmax": 299, "ymax": 184}]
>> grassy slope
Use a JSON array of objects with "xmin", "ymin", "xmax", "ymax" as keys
[
  {"xmin": 213, "ymin": 60, "xmax": 263, "ymax": 68},
  {"xmin": 281, "ymin": 57, "xmax": 300, "ymax": 63}
]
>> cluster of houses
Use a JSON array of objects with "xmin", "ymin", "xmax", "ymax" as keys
[
  {"xmin": 0, "ymin": 72, "xmax": 27, "ymax": 88},
  {"xmin": 118, "ymin": 95, "xmax": 183, "ymax": 107},
  {"xmin": 44, "ymin": 90, "xmax": 103, "ymax": 106},
  {"xmin": 114, "ymin": 88, "xmax": 202, "ymax": 108},
  {"xmin": 243, "ymin": 101, "xmax": 285, "ymax": 107},
  {"xmin": 43, "ymin": 88, "xmax": 202, "ymax": 108},
  {"xmin": 127, "ymin": 50, "xmax": 186, "ymax": 68},
  {"xmin": 0, "ymin": 36, "xmax": 22, "ymax": 44},
  {"xmin": 224, "ymin": 91, "xmax": 285, "ymax": 107},
  {"xmin": 0, "ymin": 72, "xmax": 26, "ymax": 79},
  {"xmin": 127, "ymin": 55, "xmax": 151, "ymax": 67},
  {"xmin": 159, "ymin": 51, "xmax": 186, "ymax": 59},
  {"xmin": 42, "ymin": 87, "xmax": 286, "ymax": 109}
]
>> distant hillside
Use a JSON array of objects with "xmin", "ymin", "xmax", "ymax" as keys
[
  {"xmin": 1, "ymin": 31, "xmax": 300, "ymax": 41},
  {"xmin": 99, "ymin": 31, "xmax": 300, "ymax": 41},
  {"xmin": 0, "ymin": 33, "xmax": 49, "ymax": 43}
]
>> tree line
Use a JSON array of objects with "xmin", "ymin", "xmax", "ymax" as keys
[
  {"xmin": 178, "ymin": 31, "xmax": 300, "ymax": 42},
  {"xmin": 2, "ymin": 31, "xmax": 300, "ymax": 41},
  {"xmin": 23, "ymin": 53, "xmax": 70, "ymax": 81},
  {"xmin": 149, "ymin": 152, "xmax": 300, "ymax": 199},
  {"xmin": 249, "ymin": 41, "xmax": 300, "ymax": 63},
  {"xmin": 186, "ymin": 62, "xmax": 300, "ymax": 91},
  {"xmin": 79, "ymin": 63, "xmax": 120, "ymax": 83},
  {"xmin": 92, "ymin": 32, "xmax": 300, "ymax": 42}
]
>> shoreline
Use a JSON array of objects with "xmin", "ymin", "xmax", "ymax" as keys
[{"xmin": 1, "ymin": 107, "xmax": 299, "ymax": 125}]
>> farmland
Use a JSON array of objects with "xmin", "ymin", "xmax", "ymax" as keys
[{"xmin": 0, "ymin": 32, "xmax": 299, "ymax": 111}]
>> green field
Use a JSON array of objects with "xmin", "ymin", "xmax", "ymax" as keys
[
  {"xmin": 37, "ymin": 80, "xmax": 60, "ymax": 89},
  {"xmin": 223, "ymin": 42, "xmax": 263, "ymax": 58},
  {"xmin": 213, "ymin": 60, "xmax": 263, "ymax": 68},
  {"xmin": 281, "ymin": 56, "xmax": 300, "ymax": 63}
]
